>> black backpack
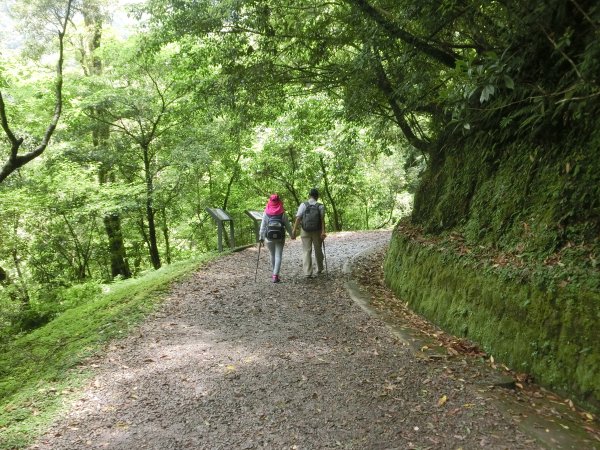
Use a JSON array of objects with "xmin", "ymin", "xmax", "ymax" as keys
[
  {"xmin": 266, "ymin": 214, "xmax": 285, "ymax": 240},
  {"xmin": 302, "ymin": 202, "xmax": 321, "ymax": 232}
]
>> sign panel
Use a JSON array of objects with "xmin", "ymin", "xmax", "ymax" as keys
[
  {"xmin": 245, "ymin": 210, "xmax": 264, "ymax": 221},
  {"xmin": 206, "ymin": 207, "xmax": 232, "ymax": 222}
]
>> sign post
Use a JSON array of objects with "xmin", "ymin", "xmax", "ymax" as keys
[
  {"xmin": 244, "ymin": 210, "xmax": 264, "ymax": 242},
  {"xmin": 205, "ymin": 207, "xmax": 235, "ymax": 252}
]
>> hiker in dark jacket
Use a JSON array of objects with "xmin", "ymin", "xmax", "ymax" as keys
[
  {"xmin": 291, "ymin": 188, "xmax": 326, "ymax": 278},
  {"xmin": 259, "ymin": 194, "xmax": 294, "ymax": 283}
]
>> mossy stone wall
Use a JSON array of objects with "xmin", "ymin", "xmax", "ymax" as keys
[
  {"xmin": 384, "ymin": 231, "xmax": 600, "ymax": 412},
  {"xmin": 412, "ymin": 129, "xmax": 600, "ymax": 258}
]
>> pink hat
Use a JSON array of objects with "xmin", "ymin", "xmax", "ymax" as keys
[{"xmin": 265, "ymin": 194, "xmax": 285, "ymax": 215}]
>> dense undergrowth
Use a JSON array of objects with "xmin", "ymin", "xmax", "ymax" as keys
[
  {"xmin": 0, "ymin": 254, "xmax": 214, "ymax": 449},
  {"xmin": 387, "ymin": 107, "xmax": 600, "ymax": 412},
  {"xmin": 413, "ymin": 126, "xmax": 600, "ymax": 268}
]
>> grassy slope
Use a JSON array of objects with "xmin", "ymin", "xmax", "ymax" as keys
[{"xmin": 0, "ymin": 254, "xmax": 215, "ymax": 449}]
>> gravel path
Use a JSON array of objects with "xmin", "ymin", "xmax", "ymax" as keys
[{"xmin": 31, "ymin": 231, "xmax": 540, "ymax": 449}]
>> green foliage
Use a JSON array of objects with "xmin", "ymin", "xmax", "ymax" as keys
[
  {"xmin": 0, "ymin": 56, "xmax": 57, "ymax": 141},
  {"xmin": 442, "ymin": 1, "xmax": 600, "ymax": 141},
  {"xmin": 243, "ymin": 95, "xmax": 414, "ymax": 230},
  {"xmin": 413, "ymin": 121, "xmax": 600, "ymax": 268},
  {"xmin": 0, "ymin": 0, "xmax": 598, "ymax": 438}
]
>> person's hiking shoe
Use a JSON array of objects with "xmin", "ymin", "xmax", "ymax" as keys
[{"xmin": 272, "ymin": 275, "xmax": 280, "ymax": 283}]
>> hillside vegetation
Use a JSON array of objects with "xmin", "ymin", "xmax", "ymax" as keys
[{"xmin": 385, "ymin": 0, "xmax": 600, "ymax": 411}]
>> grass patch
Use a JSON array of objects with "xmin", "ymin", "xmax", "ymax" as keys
[{"xmin": 0, "ymin": 254, "xmax": 216, "ymax": 449}]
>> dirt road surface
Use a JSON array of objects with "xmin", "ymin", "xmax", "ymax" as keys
[{"xmin": 32, "ymin": 231, "xmax": 543, "ymax": 449}]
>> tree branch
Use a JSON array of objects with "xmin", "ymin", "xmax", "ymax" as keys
[
  {"xmin": 0, "ymin": 0, "xmax": 73, "ymax": 183},
  {"xmin": 0, "ymin": 93, "xmax": 22, "ymax": 147},
  {"xmin": 347, "ymin": 0, "xmax": 459, "ymax": 68},
  {"xmin": 371, "ymin": 51, "xmax": 432, "ymax": 154}
]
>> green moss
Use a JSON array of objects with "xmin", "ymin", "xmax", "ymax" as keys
[
  {"xmin": 414, "ymin": 127, "xmax": 600, "ymax": 260},
  {"xmin": 385, "ymin": 231, "xmax": 600, "ymax": 413}
]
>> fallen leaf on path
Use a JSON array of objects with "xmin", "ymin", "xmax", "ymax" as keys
[
  {"xmin": 438, "ymin": 395, "xmax": 448, "ymax": 407},
  {"xmin": 515, "ymin": 372, "xmax": 530, "ymax": 383}
]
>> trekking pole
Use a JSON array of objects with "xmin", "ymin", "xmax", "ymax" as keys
[
  {"xmin": 322, "ymin": 239, "xmax": 329, "ymax": 277},
  {"xmin": 254, "ymin": 241, "xmax": 262, "ymax": 282}
]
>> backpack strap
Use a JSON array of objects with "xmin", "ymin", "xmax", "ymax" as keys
[
  {"xmin": 304, "ymin": 201, "xmax": 320, "ymax": 212},
  {"xmin": 307, "ymin": 202, "xmax": 322, "ymax": 218}
]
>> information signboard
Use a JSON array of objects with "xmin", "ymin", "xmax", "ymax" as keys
[
  {"xmin": 245, "ymin": 210, "xmax": 264, "ymax": 242},
  {"xmin": 206, "ymin": 208, "xmax": 232, "ymax": 222},
  {"xmin": 205, "ymin": 207, "xmax": 235, "ymax": 252}
]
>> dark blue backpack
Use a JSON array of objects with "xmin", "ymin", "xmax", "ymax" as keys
[{"xmin": 266, "ymin": 214, "xmax": 285, "ymax": 240}]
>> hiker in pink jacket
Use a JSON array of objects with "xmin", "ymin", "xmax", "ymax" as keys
[{"xmin": 259, "ymin": 194, "xmax": 295, "ymax": 283}]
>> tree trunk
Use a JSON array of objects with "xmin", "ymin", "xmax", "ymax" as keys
[
  {"xmin": 319, "ymin": 156, "xmax": 342, "ymax": 231},
  {"xmin": 222, "ymin": 149, "xmax": 242, "ymax": 211},
  {"xmin": 60, "ymin": 213, "xmax": 89, "ymax": 280},
  {"xmin": 161, "ymin": 207, "xmax": 172, "ymax": 265},
  {"xmin": 143, "ymin": 143, "xmax": 161, "ymax": 269},
  {"xmin": 83, "ymin": 5, "xmax": 131, "ymax": 280},
  {"xmin": 0, "ymin": 265, "xmax": 8, "ymax": 286},
  {"xmin": 12, "ymin": 248, "xmax": 30, "ymax": 306},
  {"xmin": 162, "ymin": 223, "xmax": 171, "ymax": 265},
  {"xmin": 104, "ymin": 212, "xmax": 131, "ymax": 278},
  {"xmin": 99, "ymin": 169, "xmax": 130, "ymax": 278},
  {"xmin": 102, "ymin": 211, "xmax": 129, "ymax": 278}
]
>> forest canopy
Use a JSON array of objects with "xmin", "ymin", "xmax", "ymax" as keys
[
  {"xmin": 1, "ymin": 0, "xmax": 599, "ymax": 340},
  {"xmin": 0, "ymin": 0, "xmax": 416, "ymax": 339}
]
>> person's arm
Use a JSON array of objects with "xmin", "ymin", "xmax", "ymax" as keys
[
  {"xmin": 258, "ymin": 214, "xmax": 268, "ymax": 242},
  {"xmin": 291, "ymin": 203, "xmax": 304, "ymax": 238},
  {"xmin": 284, "ymin": 214, "xmax": 294, "ymax": 238},
  {"xmin": 291, "ymin": 216, "xmax": 300, "ymax": 239}
]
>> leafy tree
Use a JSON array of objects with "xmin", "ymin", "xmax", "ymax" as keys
[
  {"xmin": 82, "ymin": 40, "xmax": 192, "ymax": 269},
  {"xmin": 244, "ymin": 94, "xmax": 410, "ymax": 230},
  {"xmin": 0, "ymin": 0, "xmax": 424, "ymax": 341},
  {"xmin": 0, "ymin": 0, "xmax": 74, "ymax": 183},
  {"xmin": 71, "ymin": 0, "xmax": 132, "ymax": 279}
]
